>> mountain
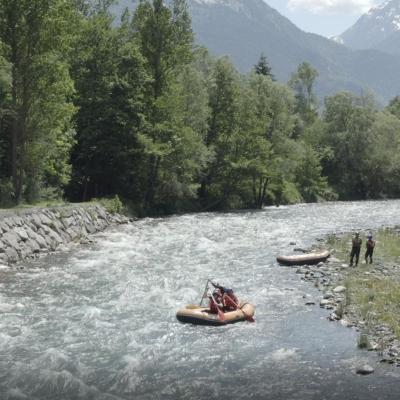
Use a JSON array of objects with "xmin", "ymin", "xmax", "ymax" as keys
[
  {"xmin": 339, "ymin": 0, "xmax": 400, "ymax": 55},
  {"xmin": 113, "ymin": 0, "xmax": 400, "ymax": 103}
]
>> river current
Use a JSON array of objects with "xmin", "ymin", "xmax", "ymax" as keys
[{"xmin": 1, "ymin": 201, "xmax": 400, "ymax": 400}]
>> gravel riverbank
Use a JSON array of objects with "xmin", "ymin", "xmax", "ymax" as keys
[{"xmin": 294, "ymin": 228, "xmax": 400, "ymax": 367}]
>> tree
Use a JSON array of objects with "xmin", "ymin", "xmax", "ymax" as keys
[
  {"xmin": 387, "ymin": 96, "xmax": 400, "ymax": 120},
  {"xmin": 321, "ymin": 92, "xmax": 377, "ymax": 199},
  {"xmin": 0, "ymin": 0, "xmax": 76, "ymax": 203},
  {"xmin": 289, "ymin": 62, "xmax": 319, "ymax": 126},
  {"xmin": 132, "ymin": 0, "xmax": 200, "ymax": 212},
  {"xmin": 254, "ymin": 53, "xmax": 274, "ymax": 80},
  {"xmin": 68, "ymin": 7, "xmax": 149, "ymax": 204},
  {"xmin": 199, "ymin": 57, "xmax": 240, "ymax": 209}
]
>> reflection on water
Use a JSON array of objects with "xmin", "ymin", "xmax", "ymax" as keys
[{"xmin": 1, "ymin": 201, "xmax": 400, "ymax": 399}]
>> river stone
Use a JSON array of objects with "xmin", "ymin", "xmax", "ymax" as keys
[
  {"xmin": 39, "ymin": 213, "xmax": 53, "ymax": 226},
  {"xmin": 30, "ymin": 232, "xmax": 48, "ymax": 249},
  {"xmin": 0, "ymin": 220, "xmax": 9, "ymax": 232},
  {"xmin": 84, "ymin": 222, "xmax": 96, "ymax": 234},
  {"xmin": 30, "ymin": 213, "xmax": 43, "ymax": 229},
  {"xmin": 323, "ymin": 292, "xmax": 334, "ymax": 299},
  {"xmin": 26, "ymin": 239, "xmax": 41, "ymax": 253},
  {"xmin": 333, "ymin": 286, "xmax": 346, "ymax": 293},
  {"xmin": 5, "ymin": 248, "xmax": 19, "ymax": 263},
  {"xmin": 356, "ymin": 365, "xmax": 374, "ymax": 375},
  {"xmin": 14, "ymin": 227, "xmax": 29, "ymax": 242},
  {"xmin": 320, "ymin": 299, "xmax": 332, "ymax": 307},
  {"xmin": 24, "ymin": 225, "xmax": 38, "ymax": 240},
  {"xmin": 0, "ymin": 240, "xmax": 5, "ymax": 252},
  {"xmin": 12, "ymin": 216, "xmax": 23, "ymax": 226},
  {"xmin": 2, "ymin": 231, "xmax": 21, "ymax": 248}
]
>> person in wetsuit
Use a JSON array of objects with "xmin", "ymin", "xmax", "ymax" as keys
[
  {"xmin": 209, "ymin": 282, "xmax": 239, "ymax": 312},
  {"xmin": 350, "ymin": 232, "xmax": 362, "ymax": 267},
  {"xmin": 365, "ymin": 234, "xmax": 375, "ymax": 264}
]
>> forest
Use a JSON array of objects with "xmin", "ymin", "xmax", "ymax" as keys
[{"xmin": 1, "ymin": 0, "xmax": 400, "ymax": 216}]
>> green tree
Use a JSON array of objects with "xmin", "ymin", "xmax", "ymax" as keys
[
  {"xmin": 289, "ymin": 62, "xmax": 319, "ymax": 126},
  {"xmin": 133, "ymin": 0, "xmax": 201, "ymax": 212},
  {"xmin": 68, "ymin": 8, "xmax": 149, "ymax": 204},
  {"xmin": 199, "ymin": 57, "xmax": 240, "ymax": 209},
  {"xmin": 254, "ymin": 53, "xmax": 274, "ymax": 80},
  {"xmin": 321, "ymin": 92, "xmax": 377, "ymax": 199},
  {"xmin": 387, "ymin": 96, "xmax": 400, "ymax": 120},
  {"xmin": 0, "ymin": 0, "xmax": 76, "ymax": 203}
]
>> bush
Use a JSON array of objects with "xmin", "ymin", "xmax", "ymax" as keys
[
  {"xmin": 0, "ymin": 178, "xmax": 14, "ymax": 207},
  {"xmin": 95, "ymin": 195, "xmax": 126, "ymax": 215}
]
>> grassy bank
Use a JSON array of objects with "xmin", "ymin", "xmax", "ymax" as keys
[
  {"xmin": 0, "ymin": 196, "xmax": 127, "ymax": 216},
  {"xmin": 327, "ymin": 228, "xmax": 400, "ymax": 342}
]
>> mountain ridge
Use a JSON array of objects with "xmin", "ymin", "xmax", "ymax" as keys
[
  {"xmin": 339, "ymin": 0, "xmax": 400, "ymax": 54},
  {"xmin": 113, "ymin": 0, "xmax": 400, "ymax": 103}
]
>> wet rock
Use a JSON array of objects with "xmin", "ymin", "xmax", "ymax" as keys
[
  {"xmin": 294, "ymin": 247, "xmax": 308, "ymax": 253},
  {"xmin": 333, "ymin": 286, "xmax": 346, "ymax": 293},
  {"xmin": 323, "ymin": 292, "xmax": 334, "ymax": 299},
  {"xmin": 289, "ymin": 241, "xmax": 296, "ymax": 245},
  {"xmin": 356, "ymin": 365, "xmax": 375, "ymax": 375},
  {"xmin": 5, "ymin": 248, "xmax": 19, "ymax": 263},
  {"xmin": 320, "ymin": 299, "xmax": 333, "ymax": 307},
  {"xmin": 305, "ymin": 301, "xmax": 316, "ymax": 306},
  {"xmin": 340, "ymin": 319, "xmax": 353, "ymax": 328},
  {"xmin": 328, "ymin": 312, "xmax": 340, "ymax": 321}
]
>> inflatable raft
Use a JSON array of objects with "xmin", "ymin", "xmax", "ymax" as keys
[
  {"xmin": 277, "ymin": 250, "xmax": 330, "ymax": 266},
  {"xmin": 176, "ymin": 303, "xmax": 255, "ymax": 326}
]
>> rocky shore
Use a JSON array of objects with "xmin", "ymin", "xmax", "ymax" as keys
[
  {"xmin": 295, "ymin": 236, "xmax": 400, "ymax": 370},
  {"xmin": 0, "ymin": 204, "xmax": 130, "ymax": 265}
]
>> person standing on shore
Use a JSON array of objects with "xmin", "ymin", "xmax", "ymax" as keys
[
  {"xmin": 365, "ymin": 234, "xmax": 376, "ymax": 264},
  {"xmin": 350, "ymin": 232, "xmax": 362, "ymax": 267}
]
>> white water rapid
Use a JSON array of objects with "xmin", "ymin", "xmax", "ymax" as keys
[{"xmin": 1, "ymin": 201, "xmax": 400, "ymax": 400}]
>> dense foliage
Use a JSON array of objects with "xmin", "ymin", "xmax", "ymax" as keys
[{"xmin": 1, "ymin": 0, "xmax": 400, "ymax": 214}]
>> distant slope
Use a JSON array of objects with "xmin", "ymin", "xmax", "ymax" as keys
[
  {"xmin": 339, "ymin": 0, "xmax": 400, "ymax": 53},
  {"xmin": 113, "ymin": 0, "xmax": 400, "ymax": 103}
]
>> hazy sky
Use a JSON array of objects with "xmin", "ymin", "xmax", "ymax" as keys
[{"xmin": 265, "ymin": 0, "xmax": 381, "ymax": 37}]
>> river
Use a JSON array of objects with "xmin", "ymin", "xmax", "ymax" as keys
[{"xmin": 1, "ymin": 200, "xmax": 400, "ymax": 400}]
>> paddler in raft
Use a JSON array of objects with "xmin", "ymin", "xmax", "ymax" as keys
[{"xmin": 209, "ymin": 281, "xmax": 239, "ymax": 313}]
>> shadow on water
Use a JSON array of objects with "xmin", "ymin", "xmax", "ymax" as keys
[{"xmin": 1, "ymin": 201, "xmax": 400, "ymax": 399}]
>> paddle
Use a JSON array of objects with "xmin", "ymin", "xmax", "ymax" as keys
[
  {"xmin": 209, "ymin": 291, "xmax": 226, "ymax": 323},
  {"xmin": 199, "ymin": 279, "xmax": 212, "ymax": 307}
]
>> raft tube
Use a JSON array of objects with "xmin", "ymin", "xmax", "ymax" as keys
[
  {"xmin": 276, "ymin": 250, "xmax": 330, "ymax": 266},
  {"xmin": 176, "ymin": 303, "xmax": 255, "ymax": 326}
]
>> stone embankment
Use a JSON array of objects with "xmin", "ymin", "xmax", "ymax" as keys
[{"xmin": 0, "ymin": 205, "xmax": 129, "ymax": 265}]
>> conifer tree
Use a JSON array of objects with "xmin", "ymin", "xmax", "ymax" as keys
[{"xmin": 254, "ymin": 53, "xmax": 274, "ymax": 80}]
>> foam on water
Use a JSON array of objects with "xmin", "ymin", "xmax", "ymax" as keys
[{"xmin": 1, "ymin": 201, "xmax": 400, "ymax": 399}]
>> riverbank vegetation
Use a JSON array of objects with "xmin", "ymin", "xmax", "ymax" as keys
[
  {"xmin": 327, "ymin": 229, "xmax": 400, "ymax": 344},
  {"xmin": 1, "ymin": 0, "xmax": 400, "ymax": 216}
]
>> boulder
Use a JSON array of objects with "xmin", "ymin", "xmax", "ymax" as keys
[
  {"xmin": 356, "ymin": 365, "xmax": 374, "ymax": 375},
  {"xmin": 333, "ymin": 286, "xmax": 347, "ymax": 293},
  {"xmin": 14, "ymin": 227, "xmax": 29, "ymax": 242},
  {"xmin": 5, "ymin": 247, "xmax": 19, "ymax": 263},
  {"xmin": 2, "ymin": 231, "xmax": 21, "ymax": 248}
]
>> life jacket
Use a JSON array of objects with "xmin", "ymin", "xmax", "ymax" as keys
[{"xmin": 222, "ymin": 289, "xmax": 239, "ymax": 311}]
